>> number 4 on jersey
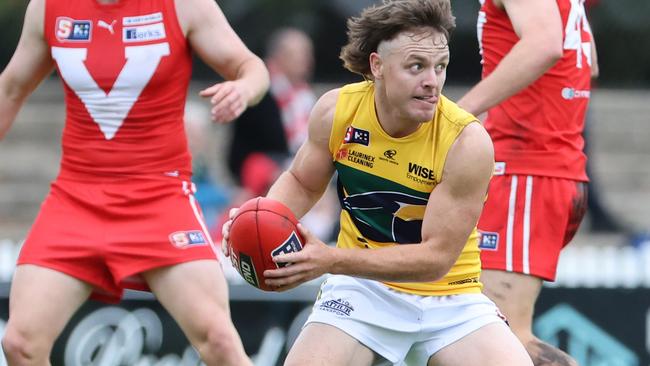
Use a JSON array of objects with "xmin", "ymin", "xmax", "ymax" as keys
[
  {"xmin": 52, "ymin": 43, "xmax": 170, "ymax": 140},
  {"xmin": 564, "ymin": 0, "xmax": 593, "ymax": 69}
]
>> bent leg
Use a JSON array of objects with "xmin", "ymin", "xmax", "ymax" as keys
[
  {"xmin": 2, "ymin": 265, "xmax": 92, "ymax": 366},
  {"xmin": 429, "ymin": 322, "xmax": 532, "ymax": 366},
  {"xmin": 142, "ymin": 260, "xmax": 252, "ymax": 366},
  {"xmin": 285, "ymin": 322, "xmax": 375, "ymax": 366},
  {"xmin": 481, "ymin": 269, "xmax": 577, "ymax": 366}
]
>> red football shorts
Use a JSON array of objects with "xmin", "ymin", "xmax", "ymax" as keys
[
  {"xmin": 18, "ymin": 176, "xmax": 219, "ymax": 303},
  {"xmin": 478, "ymin": 175, "xmax": 588, "ymax": 281}
]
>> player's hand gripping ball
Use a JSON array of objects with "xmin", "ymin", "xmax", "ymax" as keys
[{"xmin": 228, "ymin": 197, "xmax": 304, "ymax": 291}]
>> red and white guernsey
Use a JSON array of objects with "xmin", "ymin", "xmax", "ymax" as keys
[
  {"xmin": 478, "ymin": 0, "xmax": 593, "ymax": 181},
  {"xmin": 44, "ymin": 0, "xmax": 192, "ymax": 179}
]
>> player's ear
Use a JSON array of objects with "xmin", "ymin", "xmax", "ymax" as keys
[{"xmin": 369, "ymin": 52, "xmax": 383, "ymax": 80}]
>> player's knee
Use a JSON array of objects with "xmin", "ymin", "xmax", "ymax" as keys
[
  {"xmin": 194, "ymin": 322, "xmax": 245, "ymax": 365},
  {"xmin": 2, "ymin": 326, "xmax": 48, "ymax": 364}
]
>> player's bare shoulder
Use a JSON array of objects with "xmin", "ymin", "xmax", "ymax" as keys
[
  {"xmin": 457, "ymin": 122, "xmax": 494, "ymax": 167},
  {"xmin": 444, "ymin": 122, "xmax": 494, "ymax": 189},
  {"xmin": 24, "ymin": 0, "xmax": 46, "ymax": 36},
  {"xmin": 308, "ymin": 88, "xmax": 341, "ymax": 145},
  {"xmin": 173, "ymin": 0, "xmax": 219, "ymax": 36}
]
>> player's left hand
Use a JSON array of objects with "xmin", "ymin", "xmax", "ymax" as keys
[
  {"xmin": 199, "ymin": 80, "xmax": 248, "ymax": 123},
  {"xmin": 263, "ymin": 223, "xmax": 335, "ymax": 292},
  {"xmin": 220, "ymin": 207, "xmax": 240, "ymax": 257}
]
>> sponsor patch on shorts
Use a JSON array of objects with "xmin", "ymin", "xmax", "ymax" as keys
[
  {"xmin": 319, "ymin": 298, "xmax": 354, "ymax": 317},
  {"xmin": 493, "ymin": 162, "xmax": 506, "ymax": 176},
  {"xmin": 169, "ymin": 230, "xmax": 207, "ymax": 249},
  {"xmin": 478, "ymin": 231, "xmax": 499, "ymax": 250}
]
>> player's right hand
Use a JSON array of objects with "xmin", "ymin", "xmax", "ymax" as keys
[
  {"xmin": 221, "ymin": 207, "xmax": 239, "ymax": 257},
  {"xmin": 199, "ymin": 80, "xmax": 248, "ymax": 124}
]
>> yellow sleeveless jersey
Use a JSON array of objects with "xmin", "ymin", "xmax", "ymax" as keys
[{"xmin": 329, "ymin": 81, "xmax": 482, "ymax": 296}]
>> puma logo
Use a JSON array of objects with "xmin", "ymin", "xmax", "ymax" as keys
[{"xmin": 98, "ymin": 20, "xmax": 116, "ymax": 34}]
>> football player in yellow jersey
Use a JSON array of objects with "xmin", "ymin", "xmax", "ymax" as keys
[{"xmin": 223, "ymin": 0, "xmax": 533, "ymax": 365}]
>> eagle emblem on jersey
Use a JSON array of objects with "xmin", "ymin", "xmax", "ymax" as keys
[{"xmin": 340, "ymin": 190, "xmax": 428, "ymax": 244}]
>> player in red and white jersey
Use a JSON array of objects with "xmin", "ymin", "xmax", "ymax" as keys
[
  {"xmin": 458, "ymin": 0, "xmax": 596, "ymax": 365},
  {"xmin": 0, "ymin": 0, "xmax": 268, "ymax": 364}
]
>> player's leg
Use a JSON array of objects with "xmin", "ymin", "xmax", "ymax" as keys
[
  {"xmin": 284, "ymin": 322, "xmax": 375, "ymax": 366},
  {"xmin": 478, "ymin": 176, "xmax": 583, "ymax": 366},
  {"xmin": 142, "ymin": 259, "xmax": 252, "ymax": 366},
  {"xmin": 428, "ymin": 321, "xmax": 532, "ymax": 366},
  {"xmin": 481, "ymin": 270, "xmax": 577, "ymax": 366},
  {"xmin": 2, "ymin": 265, "xmax": 92, "ymax": 365}
]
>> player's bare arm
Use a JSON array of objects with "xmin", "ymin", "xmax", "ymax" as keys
[
  {"xmin": 0, "ymin": 0, "xmax": 53, "ymax": 140},
  {"xmin": 266, "ymin": 88, "xmax": 338, "ymax": 217},
  {"xmin": 457, "ymin": 0, "xmax": 563, "ymax": 116},
  {"xmin": 590, "ymin": 36, "xmax": 598, "ymax": 78},
  {"xmin": 175, "ymin": 0, "xmax": 269, "ymax": 123},
  {"xmin": 221, "ymin": 89, "xmax": 337, "ymax": 257},
  {"xmin": 265, "ymin": 122, "xmax": 494, "ymax": 290}
]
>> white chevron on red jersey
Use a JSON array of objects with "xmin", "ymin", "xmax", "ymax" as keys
[
  {"xmin": 44, "ymin": 0, "xmax": 193, "ymax": 178},
  {"xmin": 477, "ymin": 0, "xmax": 592, "ymax": 181}
]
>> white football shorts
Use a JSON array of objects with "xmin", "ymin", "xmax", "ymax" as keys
[{"xmin": 305, "ymin": 275, "xmax": 507, "ymax": 365}]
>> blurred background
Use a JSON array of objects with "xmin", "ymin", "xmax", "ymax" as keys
[{"xmin": 0, "ymin": 1, "xmax": 649, "ymax": 365}]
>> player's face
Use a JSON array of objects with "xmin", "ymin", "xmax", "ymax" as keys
[{"xmin": 372, "ymin": 29, "xmax": 449, "ymax": 125}]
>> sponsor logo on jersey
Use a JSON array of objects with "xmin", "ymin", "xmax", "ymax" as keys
[
  {"xmin": 406, "ymin": 162, "xmax": 435, "ymax": 186},
  {"xmin": 123, "ymin": 22, "xmax": 166, "ymax": 43},
  {"xmin": 343, "ymin": 126, "xmax": 370, "ymax": 146},
  {"xmin": 494, "ymin": 162, "xmax": 506, "ymax": 176},
  {"xmin": 346, "ymin": 150, "xmax": 375, "ymax": 168},
  {"xmin": 97, "ymin": 20, "xmax": 116, "ymax": 35},
  {"xmin": 271, "ymin": 231, "xmax": 303, "ymax": 268},
  {"xmin": 379, "ymin": 149, "xmax": 399, "ymax": 166},
  {"xmin": 336, "ymin": 148, "xmax": 349, "ymax": 160},
  {"xmin": 169, "ymin": 230, "xmax": 207, "ymax": 249},
  {"xmin": 478, "ymin": 231, "xmax": 499, "ymax": 250},
  {"xmin": 319, "ymin": 298, "xmax": 354, "ymax": 316},
  {"xmin": 383, "ymin": 149, "xmax": 397, "ymax": 160},
  {"xmin": 448, "ymin": 277, "xmax": 480, "ymax": 286},
  {"xmin": 55, "ymin": 17, "xmax": 92, "ymax": 42},
  {"xmin": 123, "ymin": 12, "xmax": 163, "ymax": 26},
  {"xmin": 561, "ymin": 87, "xmax": 591, "ymax": 100}
]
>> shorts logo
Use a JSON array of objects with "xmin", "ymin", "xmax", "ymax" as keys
[
  {"xmin": 478, "ymin": 231, "xmax": 499, "ymax": 250},
  {"xmin": 343, "ymin": 126, "xmax": 370, "ymax": 146},
  {"xmin": 494, "ymin": 162, "xmax": 506, "ymax": 176},
  {"xmin": 169, "ymin": 230, "xmax": 208, "ymax": 249},
  {"xmin": 56, "ymin": 17, "xmax": 92, "ymax": 42},
  {"xmin": 319, "ymin": 298, "xmax": 354, "ymax": 316},
  {"xmin": 271, "ymin": 231, "xmax": 303, "ymax": 268}
]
